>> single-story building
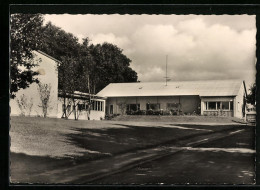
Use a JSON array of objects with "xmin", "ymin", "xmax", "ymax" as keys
[{"xmin": 97, "ymin": 80, "xmax": 246, "ymax": 119}]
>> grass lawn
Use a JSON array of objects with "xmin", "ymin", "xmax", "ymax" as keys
[{"xmin": 10, "ymin": 116, "xmax": 242, "ymax": 160}]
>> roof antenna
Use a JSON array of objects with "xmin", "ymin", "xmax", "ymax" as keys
[{"xmin": 164, "ymin": 55, "xmax": 171, "ymax": 86}]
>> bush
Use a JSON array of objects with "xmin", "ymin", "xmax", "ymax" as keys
[
  {"xmin": 105, "ymin": 115, "xmax": 112, "ymax": 120},
  {"xmin": 135, "ymin": 110, "xmax": 146, "ymax": 115},
  {"xmin": 145, "ymin": 109, "xmax": 162, "ymax": 115},
  {"xmin": 126, "ymin": 110, "xmax": 134, "ymax": 115},
  {"xmin": 153, "ymin": 110, "xmax": 161, "ymax": 115},
  {"xmin": 146, "ymin": 109, "xmax": 154, "ymax": 115},
  {"xmin": 126, "ymin": 110, "xmax": 146, "ymax": 115},
  {"xmin": 163, "ymin": 110, "xmax": 171, "ymax": 115},
  {"xmin": 172, "ymin": 111, "xmax": 178, "ymax": 115},
  {"xmin": 105, "ymin": 114, "xmax": 120, "ymax": 120}
]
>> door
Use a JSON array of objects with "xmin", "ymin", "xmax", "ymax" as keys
[{"xmin": 110, "ymin": 105, "xmax": 113, "ymax": 114}]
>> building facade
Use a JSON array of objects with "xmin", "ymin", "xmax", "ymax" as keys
[
  {"xmin": 10, "ymin": 51, "xmax": 59, "ymax": 118},
  {"xmin": 97, "ymin": 80, "xmax": 246, "ymax": 119},
  {"xmin": 10, "ymin": 51, "xmax": 105, "ymax": 120}
]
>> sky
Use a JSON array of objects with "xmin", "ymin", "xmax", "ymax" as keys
[{"xmin": 44, "ymin": 14, "xmax": 256, "ymax": 87}]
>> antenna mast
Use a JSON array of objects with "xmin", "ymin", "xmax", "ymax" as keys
[{"xmin": 164, "ymin": 55, "xmax": 171, "ymax": 86}]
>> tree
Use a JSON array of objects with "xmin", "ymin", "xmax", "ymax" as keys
[
  {"xmin": 40, "ymin": 22, "xmax": 81, "ymax": 61},
  {"xmin": 89, "ymin": 42, "xmax": 138, "ymax": 93},
  {"xmin": 59, "ymin": 56, "xmax": 81, "ymax": 120},
  {"xmin": 16, "ymin": 94, "xmax": 33, "ymax": 116},
  {"xmin": 37, "ymin": 82, "xmax": 52, "ymax": 117},
  {"xmin": 247, "ymin": 83, "xmax": 256, "ymax": 105},
  {"xmin": 10, "ymin": 14, "xmax": 44, "ymax": 98}
]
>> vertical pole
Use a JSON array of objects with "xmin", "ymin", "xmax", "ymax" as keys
[{"xmin": 166, "ymin": 55, "xmax": 168, "ymax": 86}]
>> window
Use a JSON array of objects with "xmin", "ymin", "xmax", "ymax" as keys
[
  {"xmin": 146, "ymin": 103, "xmax": 160, "ymax": 110},
  {"xmin": 127, "ymin": 104, "xmax": 140, "ymax": 111},
  {"xmin": 100, "ymin": 102, "xmax": 103, "ymax": 111},
  {"xmin": 205, "ymin": 101, "xmax": 233, "ymax": 111},
  {"xmin": 91, "ymin": 100, "xmax": 104, "ymax": 111},
  {"xmin": 97, "ymin": 102, "xmax": 99, "ymax": 111},
  {"xmin": 95, "ymin": 101, "xmax": 97, "ymax": 110},
  {"xmin": 208, "ymin": 102, "xmax": 216, "ymax": 110},
  {"xmin": 217, "ymin": 102, "xmax": 221, "ymax": 109},
  {"xmin": 222, "ymin": 102, "xmax": 229, "ymax": 110}
]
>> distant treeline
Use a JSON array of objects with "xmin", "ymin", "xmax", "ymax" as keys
[{"xmin": 10, "ymin": 13, "xmax": 138, "ymax": 98}]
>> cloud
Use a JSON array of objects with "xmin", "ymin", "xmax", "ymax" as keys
[
  {"xmin": 126, "ymin": 18, "xmax": 256, "ymax": 85},
  {"xmin": 89, "ymin": 33, "xmax": 131, "ymax": 49},
  {"xmin": 44, "ymin": 14, "xmax": 256, "ymax": 85}
]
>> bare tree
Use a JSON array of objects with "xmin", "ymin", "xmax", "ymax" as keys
[
  {"xmin": 16, "ymin": 94, "xmax": 34, "ymax": 116},
  {"xmin": 27, "ymin": 98, "xmax": 33, "ymax": 116},
  {"xmin": 37, "ymin": 82, "xmax": 52, "ymax": 117}
]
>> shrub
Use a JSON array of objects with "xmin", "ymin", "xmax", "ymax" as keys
[
  {"xmin": 163, "ymin": 110, "xmax": 171, "ymax": 115},
  {"xmin": 146, "ymin": 109, "xmax": 154, "ymax": 115},
  {"xmin": 153, "ymin": 110, "xmax": 161, "ymax": 115},
  {"xmin": 134, "ymin": 110, "xmax": 146, "ymax": 115},
  {"xmin": 126, "ymin": 110, "xmax": 134, "ymax": 115}
]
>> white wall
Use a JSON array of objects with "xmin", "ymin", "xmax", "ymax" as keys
[
  {"xmin": 10, "ymin": 51, "xmax": 58, "ymax": 117},
  {"xmin": 234, "ymin": 83, "xmax": 245, "ymax": 119}
]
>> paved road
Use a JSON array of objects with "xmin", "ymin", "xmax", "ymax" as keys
[{"xmin": 94, "ymin": 129, "xmax": 255, "ymax": 185}]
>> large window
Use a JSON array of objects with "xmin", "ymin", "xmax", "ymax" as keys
[
  {"xmin": 208, "ymin": 102, "xmax": 216, "ymax": 110},
  {"xmin": 222, "ymin": 102, "xmax": 229, "ymax": 110},
  {"xmin": 205, "ymin": 101, "xmax": 233, "ymax": 111},
  {"xmin": 127, "ymin": 104, "xmax": 140, "ymax": 111},
  {"xmin": 91, "ymin": 100, "xmax": 104, "ymax": 111},
  {"xmin": 146, "ymin": 103, "xmax": 160, "ymax": 110}
]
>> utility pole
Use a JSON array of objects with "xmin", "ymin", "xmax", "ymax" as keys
[{"xmin": 164, "ymin": 55, "xmax": 171, "ymax": 86}]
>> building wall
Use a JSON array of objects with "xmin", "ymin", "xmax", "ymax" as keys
[
  {"xmin": 10, "ymin": 51, "xmax": 58, "ymax": 118},
  {"xmin": 200, "ymin": 96, "xmax": 235, "ymax": 117},
  {"xmin": 234, "ymin": 83, "xmax": 245, "ymax": 119},
  {"xmin": 106, "ymin": 95, "xmax": 201, "ymax": 115}
]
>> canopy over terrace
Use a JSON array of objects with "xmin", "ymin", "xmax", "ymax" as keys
[{"xmin": 58, "ymin": 90, "xmax": 106, "ymax": 120}]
